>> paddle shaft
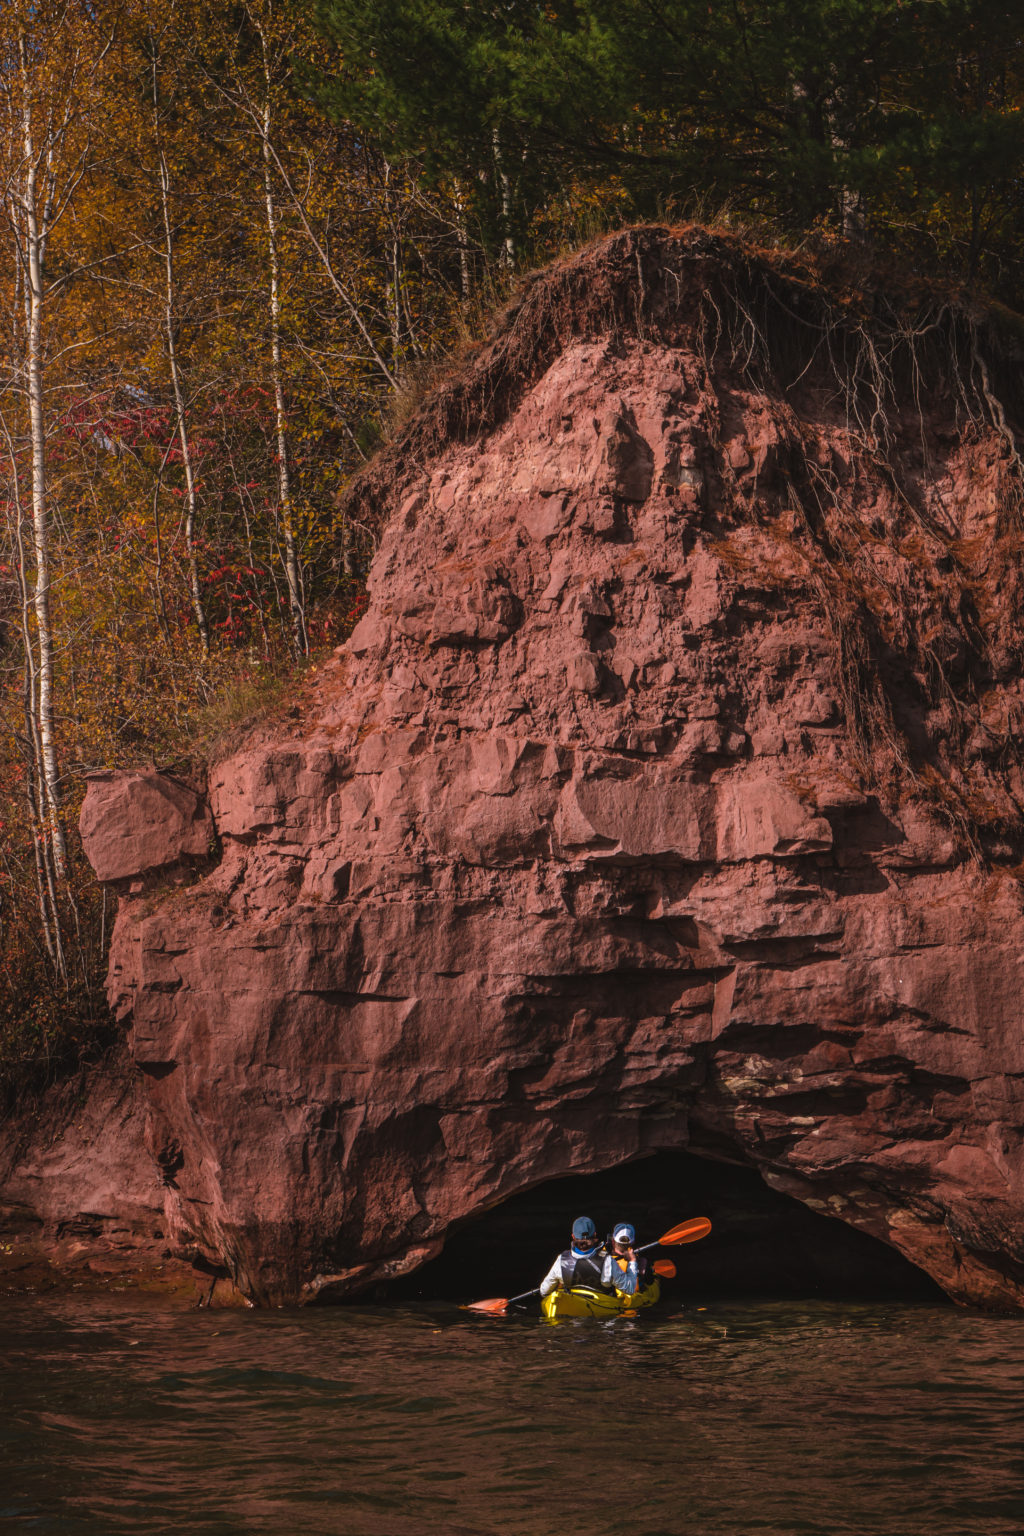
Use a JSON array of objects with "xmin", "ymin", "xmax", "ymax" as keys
[
  {"xmin": 467, "ymin": 1216, "xmax": 711, "ymax": 1312},
  {"xmin": 505, "ymin": 1236, "xmax": 670, "ymax": 1308},
  {"xmin": 506, "ymin": 1286, "xmax": 543, "ymax": 1308}
]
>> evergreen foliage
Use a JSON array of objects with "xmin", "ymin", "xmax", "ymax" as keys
[{"xmin": 312, "ymin": 0, "xmax": 1024, "ymax": 293}]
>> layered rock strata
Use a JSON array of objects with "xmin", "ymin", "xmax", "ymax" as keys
[{"xmin": 79, "ymin": 226, "xmax": 1024, "ymax": 1306}]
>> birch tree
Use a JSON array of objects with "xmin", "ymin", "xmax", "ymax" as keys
[
  {"xmin": 255, "ymin": 11, "xmax": 307, "ymax": 655},
  {"xmin": 0, "ymin": 1, "xmax": 114, "ymax": 954},
  {"xmin": 147, "ymin": 25, "xmax": 211, "ymax": 658}
]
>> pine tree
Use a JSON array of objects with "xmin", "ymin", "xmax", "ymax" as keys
[{"xmin": 310, "ymin": 0, "xmax": 1024, "ymax": 289}]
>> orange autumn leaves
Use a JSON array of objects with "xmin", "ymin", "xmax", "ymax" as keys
[{"xmin": 0, "ymin": 0, "xmax": 467, "ymax": 1092}]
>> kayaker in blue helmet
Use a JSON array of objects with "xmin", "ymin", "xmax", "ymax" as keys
[
  {"xmin": 606, "ymin": 1221, "xmax": 652, "ymax": 1296},
  {"xmin": 539, "ymin": 1216, "xmax": 613, "ymax": 1299}
]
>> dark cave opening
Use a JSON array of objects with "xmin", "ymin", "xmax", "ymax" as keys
[{"xmin": 383, "ymin": 1150, "xmax": 948, "ymax": 1306}]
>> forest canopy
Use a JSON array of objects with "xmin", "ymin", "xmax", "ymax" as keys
[
  {"xmin": 314, "ymin": 0, "xmax": 1024, "ymax": 291},
  {"xmin": 1, "ymin": 0, "xmax": 1022, "ymax": 1096}
]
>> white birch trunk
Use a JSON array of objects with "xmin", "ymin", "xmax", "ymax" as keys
[
  {"xmin": 5, "ymin": 448, "xmax": 63, "ymax": 972},
  {"xmin": 150, "ymin": 38, "xmax": 209, "ymax": 657},
  {"xmin": 158, "ymin": 144, "xmax": 210, "ymax": 659},
  {"xmin": 381, "ymin": 159, "xmax": 402, "ymax": 372},
  {"xmin": 259, "ymin": 30, "xmax": 306, "ymax": 655},
  {"xmin": 453, "ymin": 180, "xmax": 472, "ymax": 299},
  {"xmin": 492, "ymin": 126, "xmax": 515, "ymax": 268},
  {"xmin": 19, "ymin": 39, "xmax": 68, "ymax": 882}
]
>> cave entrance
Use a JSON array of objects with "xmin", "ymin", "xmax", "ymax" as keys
[{"xmin": 385, "ymin": 1150, "xmax": 948, "ymax": 1305}]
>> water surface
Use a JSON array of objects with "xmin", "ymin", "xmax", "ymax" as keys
[{"xmin": 4, "ymin": 1294, "xmax": 1024, "ymax": 1534}]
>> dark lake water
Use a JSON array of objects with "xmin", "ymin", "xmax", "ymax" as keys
[{"xmin": 4, "ymin": 1293, "xmax": 1024, "ymax": 1535}]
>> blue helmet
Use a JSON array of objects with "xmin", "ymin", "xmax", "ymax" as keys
[{"xmin": 612, "ymin": 1222, "xmax": 635, "ymax": 1246}]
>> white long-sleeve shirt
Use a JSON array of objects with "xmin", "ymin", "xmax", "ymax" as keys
[{"xmin": 539, "ymin": 1249, "xmax": 641, "ymax": 1297}]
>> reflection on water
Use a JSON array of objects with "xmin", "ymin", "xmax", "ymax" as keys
[{"xmin": 4, "ymin": 1294, "xmax": 1024, "ymax": 1535}]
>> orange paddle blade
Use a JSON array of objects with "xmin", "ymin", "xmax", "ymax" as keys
[
  {"xmin": 652, "ymin": 1259, "xmax": 677, "ymax": 1278},
  {"xmin": 465, "ymin": 1297, "xmax": 509, "ymax": 1314},
  {"xmin": 659, "ymin": 1217, "xmax": 712, "ymax": 1246}
]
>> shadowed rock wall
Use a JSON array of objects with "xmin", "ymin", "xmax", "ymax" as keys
[{"xmin": 76, "ymin": 226, "xmax": 1024, "ymax": 1307}]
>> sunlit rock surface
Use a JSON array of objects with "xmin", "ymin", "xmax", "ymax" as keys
[
  {"xmin": 75, "ymin": 226, "xmax": 1024, "ymax": 1306},
  {"xmin": 79, "ymin": 769, "xmax": 214, "ymax": 887}
]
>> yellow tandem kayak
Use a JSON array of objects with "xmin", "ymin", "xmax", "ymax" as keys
[{"xmin": 541, "ymin": 1279, "xmax": 661, "ymax": 1320}]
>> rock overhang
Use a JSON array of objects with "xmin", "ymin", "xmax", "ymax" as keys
[{"xmin": 77, "ymin": 224, "xmax": 1024, "ymax": 1308}]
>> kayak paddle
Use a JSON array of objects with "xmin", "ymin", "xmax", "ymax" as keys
[
  {"xmin": 466, "ymin": 1216, "xmax": 711, "ymax": 1314},
  {"xmin": 655, "ymin": 1217, "xmax": 712, "ymax": 1247},
  {"xmin": 467, "ymin": 1284, "xmax": 545, "ymax": 1315}
]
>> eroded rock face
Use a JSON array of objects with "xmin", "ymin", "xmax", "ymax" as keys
[{"xmin": 82, "ymin": 227, "xmax": 1024, "ymax": 1306}]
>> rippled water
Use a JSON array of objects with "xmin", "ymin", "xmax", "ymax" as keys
[{"xmin": 5, "ymin": 1294, "xmax": 1024, "ymax": 1535}]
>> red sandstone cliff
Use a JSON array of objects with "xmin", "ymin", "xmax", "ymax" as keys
[{"xmin": 43, "ymin": 227, "xmax": 1024, "ymax": 1305}]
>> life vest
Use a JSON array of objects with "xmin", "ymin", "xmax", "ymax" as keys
[
  {"xmin": 612, "ymin": 1251, "xmax": 652, "ymax": 1295},
  {"xmin": 560, "ymin": 1245, "xmax": 612, "ymax": 1293}
]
